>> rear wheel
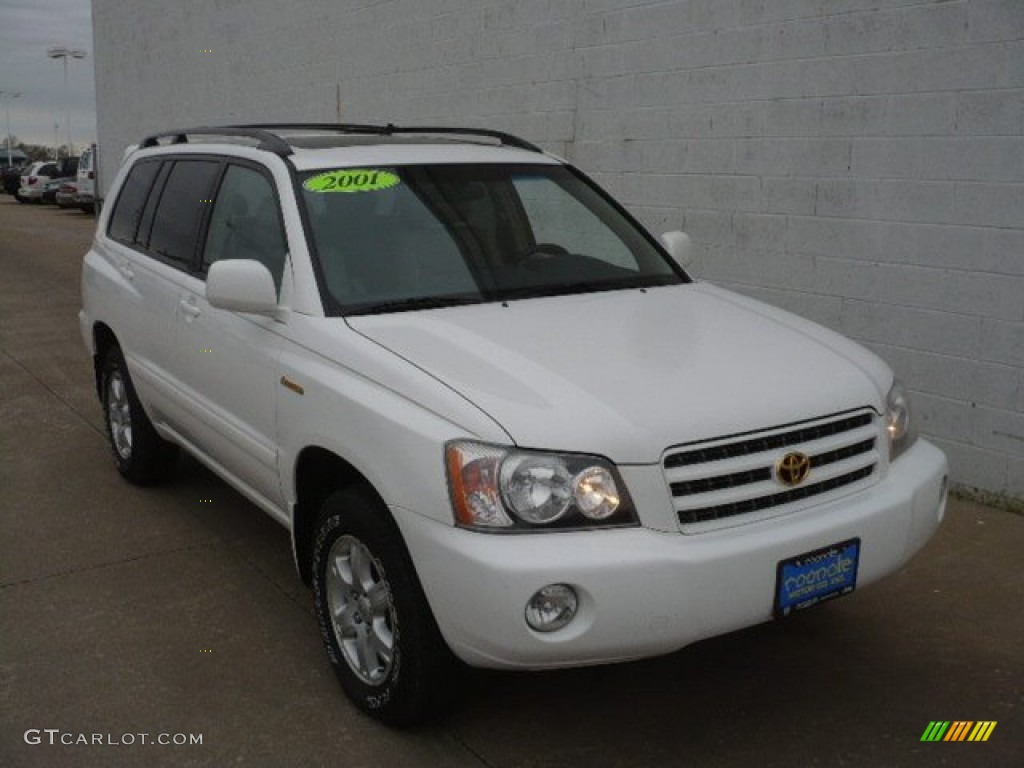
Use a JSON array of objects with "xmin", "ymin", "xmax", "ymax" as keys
[
  {"xmin": 312, "ymin": 487, "xmax": 459, "ymax": 726},
  {"xmin": 100, "ymin": 346, "xmax": 178, "ymax": 484}
]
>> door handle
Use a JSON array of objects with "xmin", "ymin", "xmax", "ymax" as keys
[
  {"xmin": 179, "ymin": 299, "xmax": 201, "ymax": 320},
  {"xmin": 117, "ymin": 261, "xmax": 134, "ymax": 280}
]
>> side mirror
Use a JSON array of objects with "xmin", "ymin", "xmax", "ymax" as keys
[
  {"xmin": 660, "ymin": 230, "xmax": 693, "ymax": 269},
  {"xmin": 206, "ymin": 260, "xmax": 278, "ymax": 314}
]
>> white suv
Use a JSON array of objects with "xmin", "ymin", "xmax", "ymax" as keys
[
  {"xmin": 80, "ymin": 124, "xmax": 948, "ymax": 725},
  {"xmin": 17, "ymin": 160, "xmax": 61, "ymax": 203}
]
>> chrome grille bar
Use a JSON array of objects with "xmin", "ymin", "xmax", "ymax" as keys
[{"xmin": 664, "ymin": 412, "xmax": 874, "ymax": 468}]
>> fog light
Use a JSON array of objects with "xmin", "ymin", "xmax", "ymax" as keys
[{"xmin": 525, "ymin": 584, "xmax": 578, "ymax": 632}]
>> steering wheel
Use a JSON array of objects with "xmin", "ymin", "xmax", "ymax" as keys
[{"xmin": 518, "ymin": 242, "xmax": 570, "ymax": 267}]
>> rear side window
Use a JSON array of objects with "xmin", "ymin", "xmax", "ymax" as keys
[
  {"xmin": 108, "ymin": 161, "xmax": 161, "ymax": 244},
  {"xmin": 136, "ymin": 163, "xmax": 172, "ymax": 247},
  {"xmin": 147, "ymin": 160, "xmax": 221, "ymax": 267}
]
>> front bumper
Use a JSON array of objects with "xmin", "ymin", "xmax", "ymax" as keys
[{"xmin": 395, "ymin": 439, "xmax": 947, "ymax": 669}]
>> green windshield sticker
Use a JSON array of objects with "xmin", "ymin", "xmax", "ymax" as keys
[{"xmin": 303, "ymin": 169, "xmax": 400, "ymax": 193}]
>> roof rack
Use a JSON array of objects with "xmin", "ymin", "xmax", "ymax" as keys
[
  {"xmin": 140, "ymin": 123, "xmax": 543, "ymax": 156},
  {"xmin": 140, "ymin": 126, "xmax": 294, "ymax": 155},
  {"xmin": 242, "ymin": 123, "xmax": 543, "ymax": 153}
]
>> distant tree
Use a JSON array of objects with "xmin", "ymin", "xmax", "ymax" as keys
[
  {"xmin": 15, "ymin": 142, "xmax": 54, "ymax": 162},
  {"xmin": 1, "ymin": 139, "xmax": 80, "ymax": 163}
]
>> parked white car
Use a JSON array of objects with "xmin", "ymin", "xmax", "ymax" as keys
[
  {"xmin": 80, "ymin": 124, "xmax": 948, "ymax": 725},
  {"xmin": 17, "ymin": 160, "xmax": 61, "ymax": 203}
]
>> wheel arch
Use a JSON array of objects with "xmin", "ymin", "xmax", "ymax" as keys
[
  {"xmin": 291, "ymin": 446, "xmax": 390, "ymax": 585},
  {"xmin": 91, "ymin": 322, "xmax": 120, "ymax": 398}
]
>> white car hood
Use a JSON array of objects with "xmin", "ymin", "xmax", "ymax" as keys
[{"xmin": 348, "ymin": 283, "xmax": 892, "ymax": 463}]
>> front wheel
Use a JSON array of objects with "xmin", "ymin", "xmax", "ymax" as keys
[{"xmin": 312, "ymin": 487, "xmax": 458, "ymax": 726}]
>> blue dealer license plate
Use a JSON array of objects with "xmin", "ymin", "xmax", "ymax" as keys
[{"xmin": 774, "ymin": 538, "xmax": 860, "ymax": 618}]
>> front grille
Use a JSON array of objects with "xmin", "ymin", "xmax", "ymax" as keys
[
  {"xmin": 663, "ymin": 409, "xmax": 882, "ymax": 530},
  {"xmin": 664, "ymin": 413, "xmax": 873, "ymax": 468}
]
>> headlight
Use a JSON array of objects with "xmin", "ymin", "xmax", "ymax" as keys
[
  {"xmin": 445, "ymin": 441, "xmax": 637, "ymax": 531},
  {"xmin": 500, "ymin": 454, "xmax": 573, "ymax": 524},
  {"xmin": 885, "ymin": 379, "xmax": 917, "ymax": 461}
]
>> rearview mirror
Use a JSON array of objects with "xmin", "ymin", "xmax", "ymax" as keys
[
  {"xmin": 660, "ymin": 230, "xmax": 693, "ymax": 268},
  {"xmin": 206, "ymin": 260, "xmax": 278, "ymax": 314}
]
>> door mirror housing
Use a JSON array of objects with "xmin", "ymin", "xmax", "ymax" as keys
[
  {"xmin": 660, "ymin": 230, "xmax": 693, "ymax": 269},
  {"xmin": 206, "ymin": 260, "xmax": 278, "ymax": 314}
]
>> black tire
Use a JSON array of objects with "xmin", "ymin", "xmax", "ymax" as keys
[
  {"xmin": 312, "ymin": 487, "xmax": 459, "ymax": 726},
  {"xmin": 100, "ymin": 346, "xmax": 178, "ymax": 484}
]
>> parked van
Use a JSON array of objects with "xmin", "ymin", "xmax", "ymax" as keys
[{"xmin": 76, "ymin": 144, "xmax": 96, "ymax": 212}]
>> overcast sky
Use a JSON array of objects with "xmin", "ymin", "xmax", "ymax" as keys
[{"xmin": 0, "ymin": 0, "xmax": 96, "ymax": 152}]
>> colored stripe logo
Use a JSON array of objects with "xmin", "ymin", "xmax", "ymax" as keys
[{"xmin": 920, "ymin": 721, "xmax": 997, "ymax": 742}]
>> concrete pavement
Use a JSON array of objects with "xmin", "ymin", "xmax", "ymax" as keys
[{"xmin": 0, "ymin": 195, "xmax": 1020, "ymax": 767}]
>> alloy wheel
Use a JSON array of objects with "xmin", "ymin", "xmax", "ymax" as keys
[
  {"xmin": 325, "ymin": 535, "xmax": 397, "ymax": 685},
  {"xmin": 106, "ymin": 370, "xmax": 133, "ymax": 460}
]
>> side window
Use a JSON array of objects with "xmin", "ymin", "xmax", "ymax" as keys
[
  {"xmin": 147, "ymin": 160, "xmax": 221, "ymax": 267},
  {"xmin": 202, "ymin": 165, "xmax": 287, "ymax": 292},
  {"xmin": 136, "ymin": 162, "xmax": 172, "ymax": 247},
  {"xmin": 108, "ymin": 161, "xmax": 161, "ymax": 244}
]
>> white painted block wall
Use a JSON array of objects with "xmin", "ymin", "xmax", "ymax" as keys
[{"xmin": 92, "ymin": 0, "xmax": 1023, "ymax": 500}]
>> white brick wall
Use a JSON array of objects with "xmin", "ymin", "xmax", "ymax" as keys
[{"xmin": 92, "ymin": 0, "xmax": 1024, "ymax": 501}]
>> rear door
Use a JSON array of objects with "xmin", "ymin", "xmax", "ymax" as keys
[
  {"xmin": 77, "ymin": 146, "xmax": 95, "ymax": 200},
  {"xmin": 109, "ymin": 158, "xmax": 221, "ymax": 429},
  {"xmin": 99, "ymin": 159, "xmax": 176, "ymax": 418}
]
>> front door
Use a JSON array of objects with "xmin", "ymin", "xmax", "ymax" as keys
[{"xmin": 173, "ymin": 162, "xmax": 289, "ymax": 508}]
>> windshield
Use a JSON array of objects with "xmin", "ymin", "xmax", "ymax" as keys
[{"xmin": 299, "ymin": 164, "xmax": 684, "ymax": 315}]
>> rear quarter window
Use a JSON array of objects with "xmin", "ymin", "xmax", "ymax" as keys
[{"xmin": 108, "ymin": 161, "xmax": 161, "ymax": 244}]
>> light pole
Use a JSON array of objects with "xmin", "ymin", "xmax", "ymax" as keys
[
  {"xmin": 46, "ymin": 46, "xmax": 87, "ymax": 160},
  {"xmin": 0, "ymin": 90, "xmax": 22, "ymax": 166}
]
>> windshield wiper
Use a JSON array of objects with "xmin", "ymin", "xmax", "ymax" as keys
[
  {"xmin": 345, "ymin": 295, "xmax": 484, "ymax": 316},
  {"xmin": 497, "ymin": 275, "xmax": 679, "ymax": 301}
]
